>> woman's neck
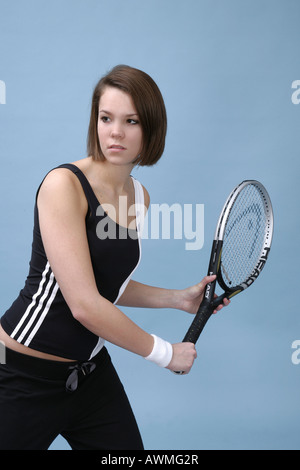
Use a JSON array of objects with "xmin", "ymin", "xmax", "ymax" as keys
[{"xmin": 80, "ymin": 157, "xmax": 135, "ymax": 195}]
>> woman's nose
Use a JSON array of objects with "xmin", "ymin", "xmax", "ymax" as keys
[{"xmin": 110, "ymin": 123, "xmax": 124, "ymax": 139}]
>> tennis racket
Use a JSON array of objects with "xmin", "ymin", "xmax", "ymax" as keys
[{"xmin": 183, "ymin": 180, "xmax": 274, "ymax": 346}]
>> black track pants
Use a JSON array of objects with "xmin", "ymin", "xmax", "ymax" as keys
[{"xmin": 0, "ymin": 347, "xmax": 143, "ymax": 450}]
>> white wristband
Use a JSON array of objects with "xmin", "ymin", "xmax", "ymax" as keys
[{"xmin": 145, "ymin": 334, "xmax": 173, "ymax": 368}]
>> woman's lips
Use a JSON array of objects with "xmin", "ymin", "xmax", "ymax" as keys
[{"xmin": 109, "ymin": 145, "xmax": 126, "ymax": 150}]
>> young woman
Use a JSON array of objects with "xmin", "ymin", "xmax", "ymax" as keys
[{"xmin": 0, "ymin": 65, "xmax": 228, "ymax": 450}]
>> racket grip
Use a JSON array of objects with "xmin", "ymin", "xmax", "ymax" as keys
[
  {"xmin": 182, "ymin": 306, "xmax": 213, "ymax": 344},
  {"xmin": 172, "ymin": 306, "xmax": 213, "ymax": 375}
]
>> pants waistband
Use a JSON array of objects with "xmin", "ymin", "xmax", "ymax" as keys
[{"xmin": 3, "ymin": 346, "xmax": 109, "ymax": 381}]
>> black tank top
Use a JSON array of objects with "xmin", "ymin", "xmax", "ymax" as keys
[{"xmin": 1, "ymin": 164, "xmax": 145, "ymax": 360}]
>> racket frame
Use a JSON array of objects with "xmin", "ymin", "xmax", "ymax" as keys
[{"xmin": 182, "ymin": 180, "xmax": 273, "ymax": 344}]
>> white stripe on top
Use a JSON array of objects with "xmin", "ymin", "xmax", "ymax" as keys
[
  {"xmin": 113, "ymin": 177, "xmax": 145, "ymax": 304},
  {"xmin": 11, "ymin": 261, "xmax": 52, "ymax": 340},
  {"xmin": 11, "ymin": 262, "xmax": 59, "ymax": 346},
  {"xmin": 24, "ymin": 281, "xmax": 59, "ymax": 346}
]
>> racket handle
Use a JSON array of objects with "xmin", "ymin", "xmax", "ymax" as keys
[
  {"xmin": 172, "ymin": 306, "xmax": 212, "ymax": 375},
  {"xmin": 182, "ymin": 305, "xmax": 213, "ymax": 344}
]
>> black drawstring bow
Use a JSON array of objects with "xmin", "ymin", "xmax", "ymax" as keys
[{"xmin": 66, "ymin": 361, "xmax": 96, "ymax": 393}]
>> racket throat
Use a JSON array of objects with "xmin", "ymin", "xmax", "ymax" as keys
[
  {"xmin": 208, "ymin": 239, "xmax": 223, "ymax": 277},
  {"xmin": 205, "ymin": 239, "xmax": 223, "ymax": 303}
]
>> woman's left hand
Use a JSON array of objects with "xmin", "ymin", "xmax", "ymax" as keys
[{"xmin": 175, "ymin": 275, "xmax": 230, "ymax": 315}]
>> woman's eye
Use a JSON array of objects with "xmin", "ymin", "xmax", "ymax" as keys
[
  {"xmin": 127, "ymin": 119, "xmax": 139, "ymax": 125},
  {"xmin": 100, "ymin": 116, "xmax": 110, "ymax": 123}
]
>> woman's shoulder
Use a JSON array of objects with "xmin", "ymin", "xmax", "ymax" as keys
[
  {"xmin": 40, "ymin": 157, "xmax": 91, "ymax": 191},
  {"xmin": 38, "ymin": 163, "xmax": 88, "ymax": 212},
  {"xmin": 40, "ymin": 166, "xmax": 79, "ymax": 194}
]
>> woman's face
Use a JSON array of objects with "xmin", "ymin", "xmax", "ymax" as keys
[{"xmin": 97, "ymin": 87, "xmax": 143, "ymax": 167}]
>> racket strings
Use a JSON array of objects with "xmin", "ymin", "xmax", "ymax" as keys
[{"xmin": 220, "ymin": 184, "xmax": 268, "ymax": 288}]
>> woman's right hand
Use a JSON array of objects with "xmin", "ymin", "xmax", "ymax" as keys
[{"xmin": 166, "ymin": 342, "xmax": 197, "ymax": 375}]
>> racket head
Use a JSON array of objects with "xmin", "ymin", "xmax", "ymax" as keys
[{"xmin": 215, "ymin": 180, "xmax": 273, "ymax": 297}]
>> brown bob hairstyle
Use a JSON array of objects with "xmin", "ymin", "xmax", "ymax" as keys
[{"xmin": 87, "ymin": 65, "xmax": 167, "ymax": 166}]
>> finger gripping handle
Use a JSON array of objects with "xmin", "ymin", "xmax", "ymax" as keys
[{"xmin": 183, "ymin": 306, "xmax": 213, "ymax": 344}]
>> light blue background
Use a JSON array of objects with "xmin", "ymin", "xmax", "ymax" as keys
[{"xmin": 1, "ymin": 0, "xmax": 299, "ymax": 450}]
